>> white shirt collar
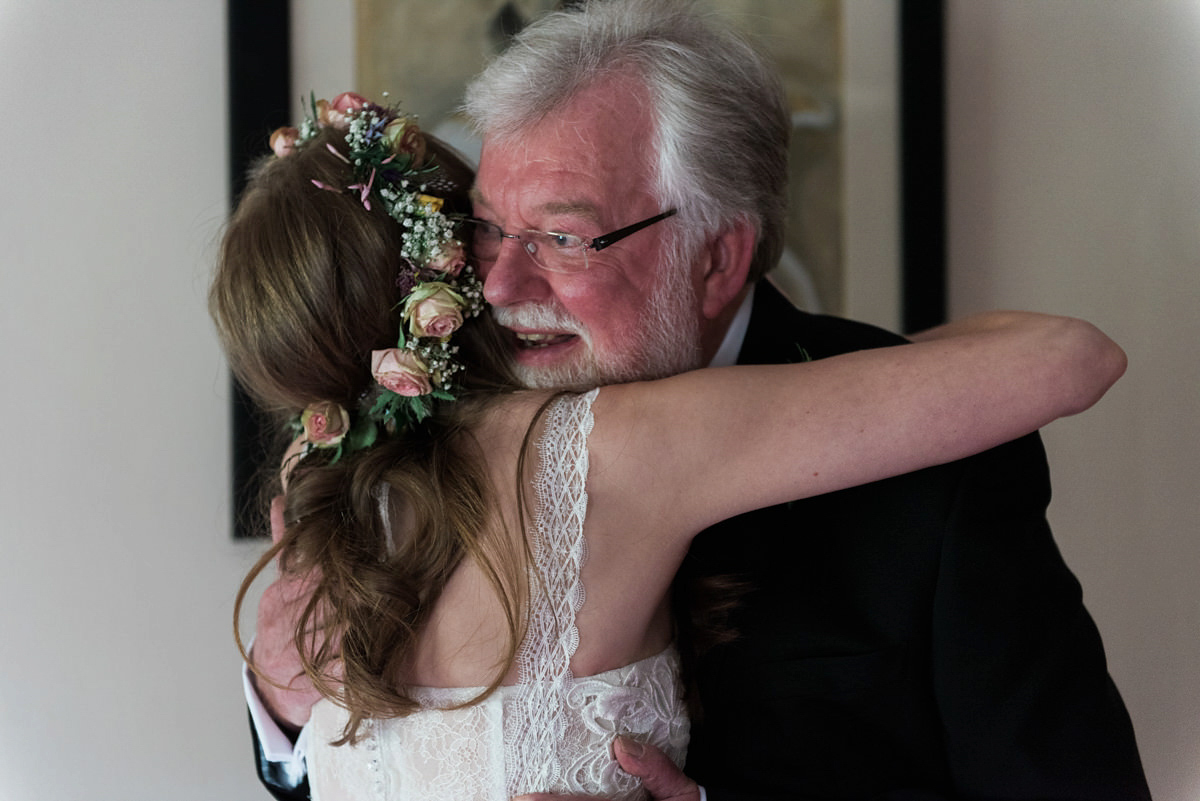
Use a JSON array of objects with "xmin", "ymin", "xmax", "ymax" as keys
[{"xmin": 707, "ymin": 284, "xmax": 756, "ymax": 368}]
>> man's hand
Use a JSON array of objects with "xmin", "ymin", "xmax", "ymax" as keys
[
  {"xmin": 248, "ymin": 495, "xmax": 324, "ymax": 733},
  {"xmin": 512, "ymin": 736, "xmax": 700, "ymax": 801}
]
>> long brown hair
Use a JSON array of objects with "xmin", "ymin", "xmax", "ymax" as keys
[{"xmin": 211, "ymin": 126, "xmax": 528, "ymax": 744}]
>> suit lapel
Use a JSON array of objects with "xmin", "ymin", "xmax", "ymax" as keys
[{"xmin": 737, "ymin": 281, "xmax": 815, "ymax": 366}]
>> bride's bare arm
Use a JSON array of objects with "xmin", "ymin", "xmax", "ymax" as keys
[
  {"xmin": 587, "ymin": 312, "xmax": 1125, "ymax": 542},
  {"xmin": 908, "ymin": 310, "xmax": 1090, "ymax": 346}
]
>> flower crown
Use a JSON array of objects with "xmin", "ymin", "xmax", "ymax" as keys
[{"xmin": 271, "ymin": 92, "xmax": 485, "ymax": 462}]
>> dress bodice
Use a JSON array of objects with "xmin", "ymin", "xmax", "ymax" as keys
[
  {"xmin": 306, "ymin": 390, "xmax": 690, "ymax": 800},
  {"xmin": 308, "ymin": 649, "xmax": 686, "ymax": 801}
]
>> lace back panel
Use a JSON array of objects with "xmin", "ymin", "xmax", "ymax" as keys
[
  {"xmin": 307, "ymin": 389, "xmax": 688, "ymax": 801},
  {"xmin": 504, "ymin": 389, "xmax": 596, "ymax": 793}
]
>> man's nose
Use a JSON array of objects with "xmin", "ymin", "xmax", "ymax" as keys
[{"xmin": 480, "ymin": 237, "xmax": 552, "ymax": 308}]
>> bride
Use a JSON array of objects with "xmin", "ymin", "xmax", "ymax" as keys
[{"xmin": 211, "ymin": 95, "xmax": 1125, "ymax": 801}]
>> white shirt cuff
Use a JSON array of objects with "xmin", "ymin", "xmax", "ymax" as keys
[{"xmin": 243, "ymin": 659, "xmax": 310, "ymax": 783}]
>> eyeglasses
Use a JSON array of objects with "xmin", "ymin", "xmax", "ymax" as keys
[{"xmin": 458, "ymin": 209, "xmax": 677, "ymax": 274}]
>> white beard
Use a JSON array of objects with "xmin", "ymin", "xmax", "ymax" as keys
[{"xmin": 493, "ymin": 262, "xmax": 703, "ymax": 391}]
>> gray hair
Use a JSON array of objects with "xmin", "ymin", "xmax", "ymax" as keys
[{"xmin": 462, "ymin": 0, "xmax": 789, "ymax": 283}]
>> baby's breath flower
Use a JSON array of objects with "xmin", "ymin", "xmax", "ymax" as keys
[{"xmin": 281, "ymin": 92, "xmax": 489, "ymax": 460}]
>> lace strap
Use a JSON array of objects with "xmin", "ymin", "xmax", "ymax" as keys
[{"xmin": 505, "ymin": 389, "xmax": 598, "ymax": 795}]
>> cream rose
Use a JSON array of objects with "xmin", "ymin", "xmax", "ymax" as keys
[
  {"xmin": 403, "ymin": 283, "xmax": 465, "ymax": 339},
  {"xmin": 300, "ymin": 401, "xmax": 350, "ymax": 447},
  {"xmin": 427, "ymin": 240, "xmax": 466, "ymax": 277},
  {"xmin": 371, "ymin": 348, "xmax": 432, "ymax": 397},
  {"xmin": 382, "ymin": 117, "xmax": 426, "ymax": 166}
]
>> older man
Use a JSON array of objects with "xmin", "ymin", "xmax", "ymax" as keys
[{"xmin": 246, "ymin": 1, "xmax": 1148, "ymax": 799}]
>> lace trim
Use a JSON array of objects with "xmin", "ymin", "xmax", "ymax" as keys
[
  {"xmin": 504, "ymin": 389, "xmax": 597, "ymax": 796},
  {"xmin": 308, "ymin": 387, "xmax": 689, "ymax": 801}
]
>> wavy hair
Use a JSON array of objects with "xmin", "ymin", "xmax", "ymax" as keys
[{"xmin": 211, "ymin": 126, "xmax": 528, "ymax": 744}]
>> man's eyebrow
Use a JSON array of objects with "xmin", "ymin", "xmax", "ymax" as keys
[
  {"xmin": 539, "ymin": 201, "xmax": 599, "ymax": 221},
  {"xmin": 464, "ymin": 193, "xmax": 600, "ymax": 226}
]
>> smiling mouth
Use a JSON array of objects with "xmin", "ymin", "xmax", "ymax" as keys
[{"xmin": 514, "ymin": 331, "xmax": 576, "ymax": 350}]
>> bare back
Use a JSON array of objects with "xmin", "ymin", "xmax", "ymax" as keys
[
  {"xmin": 402, "ymin": 389, "xmax": 678, "ymax": 689},
  {"xmin": 401, "ymin": 314, "xmax": 1125, "ymax": 689}
]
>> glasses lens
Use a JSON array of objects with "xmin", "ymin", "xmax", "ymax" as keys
[
  {"xmin": 459, "ymin": 220, "xmax": 589, "ymax": 272},
  {"xmin": 525, "ymin": 229, "xmax": 587, "ymax": 273}
]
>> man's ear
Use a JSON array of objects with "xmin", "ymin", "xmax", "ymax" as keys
[{"xmin": 699, "ymin": 217, "xmax": 756, "ymax": 320}]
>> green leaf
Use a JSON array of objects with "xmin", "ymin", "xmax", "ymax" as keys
[
  {"xmin": 412, "ymin": 396, "xmax": 430, "ymax": 422},
  {"xmin": 356, "ymin": 422, "xmax": 379, "ymax": 451},
  {"xmin": 390, "ymin": 154, "xmax": 413, "ymax": 174},
  {"xmin": 369, "ymin": 393, "xmax": 393, "ymax": 416}
]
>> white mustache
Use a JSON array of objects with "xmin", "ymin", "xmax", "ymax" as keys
[{"xmin": 491, "ymin": 304, "xmax": 587, "ymax": 338}]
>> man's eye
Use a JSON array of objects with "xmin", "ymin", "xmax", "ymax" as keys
[{"xmin": 547, "ymin": 232, "xmax": 577, "ymax": 248}]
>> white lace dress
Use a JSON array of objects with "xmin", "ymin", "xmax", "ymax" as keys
[{"xmin": 306, "ymin": 390, "xmax": 690, "ymax": 801}]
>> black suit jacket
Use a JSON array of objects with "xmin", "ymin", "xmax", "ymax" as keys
[
  {"xmin": 251, "ymin": 283, "xmax": 1149, "ymax": 800},
  {"xmin": 680, "ymin": 283, "xmax": 1148, "ymax": 800}
]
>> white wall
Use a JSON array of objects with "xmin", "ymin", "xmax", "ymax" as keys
[
  {"xmin": 292, "ymin": 0, "xmax": 356, "ymax": 110},
  {"xmin": 0, "ymin": 2, "xmax": 266, "ymax": 799},
  {"xmin": 947, "ymin": 3, "xmax": 1200, "ymax": 799},
  {"xmin": 843, "ymin": 1, "xmax": 901, "ymax": 331},
  {"xmin": 2, "ymin": 2, "xmax": 1193, "ymax": 799}
]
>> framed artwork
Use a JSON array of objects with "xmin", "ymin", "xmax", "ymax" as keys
[
  {"xmin": 355, "ymin": 0, "xmax": 849, "ymax": 318},
  {"xmin": 225, "ymin": 0, "xmax": 944, "ymax": 537}
]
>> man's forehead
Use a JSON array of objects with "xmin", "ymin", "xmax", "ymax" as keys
[
  {"xmin": 469, "ymin": 183, "xmax": 604, "ymax": 225},
  {"xmin": 471, "ymin": 145, "xmax": 614, "ymax": 217},
  {"xmin": 473, "ymin": 137, "xmax": 655, "ymax": 221}
]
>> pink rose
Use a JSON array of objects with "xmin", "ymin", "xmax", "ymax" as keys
[
  {"xmin": 382, "ymin": 117, "xmax": 426, "ymax": 166},
  {"xmin": 427, "ymin": 240, "xmax": 466, "ymax": 276},
  {"xmin": 300, "ymin": 401, "xmax": 350, "ymax": 447},
  {"xmin": 269, "ymin": 126, "xmax": 300, "ymax": 158},
  {"xmin": 402, "ymin": 283, "xmax": 464, "ymax": 339},
  {"xmin": 330, "ymin": 92, "xmax": 369, "ymax": 114},
  {"xmin": 317, "ymin": 92, "xmax": 369, "ymax": 129},
  {"xmin": 371, "ymin": 348, "xmax": 431, "ymax": 397}
]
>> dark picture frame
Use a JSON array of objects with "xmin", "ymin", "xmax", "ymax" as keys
[{"xmin": 227, "ymin": 0, "xmax": 291, "ymax": 538}]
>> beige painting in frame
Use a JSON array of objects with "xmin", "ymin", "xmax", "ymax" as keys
[{"xmin": 355, "ymin": 0, "xmax": 849, "ymax": 316}]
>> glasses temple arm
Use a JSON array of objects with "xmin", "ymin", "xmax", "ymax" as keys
[{"xmin": 588, "ymin": 209, "xmax": 678, "ymax": 252}]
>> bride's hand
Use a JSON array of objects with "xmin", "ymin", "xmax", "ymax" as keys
[{"xmin": 512, "ymin": 736, "xmax": 700, "ymax": 801}]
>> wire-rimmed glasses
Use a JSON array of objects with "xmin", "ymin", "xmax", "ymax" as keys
[{"xmin": 458, "ymin": 209, "xmax": 677, "ymax": 274}]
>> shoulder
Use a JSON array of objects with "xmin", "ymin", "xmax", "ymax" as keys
[
  {"xmin": 463, "ymin": 390, "xmax": 558, "ymax": 470},
  {"xmin": 469, "ymin": 389, "xmax": 600, "ymax": 472},
  {"xmin": 741, "ymin": 281, "xmax": 909, "ymax": 364}
]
